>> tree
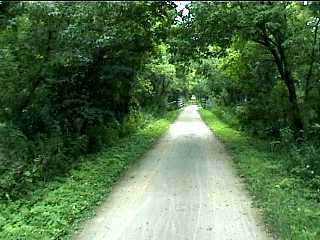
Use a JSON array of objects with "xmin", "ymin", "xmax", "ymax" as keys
[
  {"xmin": 188, "ymin": 2, "xmax": 306, "ymax": 132},
  {"xmin": 0, "ymin": 1, "xmax": 177, "ymax": 198}
]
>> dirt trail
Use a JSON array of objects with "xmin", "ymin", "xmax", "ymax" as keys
[{"xmin": 74, "ymin": 105, "xmax": 273, "ymax": 240}]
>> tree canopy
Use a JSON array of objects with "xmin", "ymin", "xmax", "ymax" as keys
[{"xmin": 1, "ymin": 1, "xmax": 320, "ymax": 203}]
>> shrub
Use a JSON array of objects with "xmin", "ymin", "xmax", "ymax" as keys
[{"xmin": 0, "ymin": 124, "xmax": 32, "ymax": 199}]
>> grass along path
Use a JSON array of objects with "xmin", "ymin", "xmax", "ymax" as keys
[
  {"xmin": 0, "ymin": 110, "xmax": 178, "ymax": 240},
  {"xmin": 200, "ymin": 108, "xmax": 320, "ymax": 240},
  {"xmin": 74, "ymin": 105, "xmax": 272, "ymax": 240}
]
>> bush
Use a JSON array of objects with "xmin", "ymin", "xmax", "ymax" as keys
[
  {"xmin": 200, "ymin": 109, "xmax": 320, "ymax": 240},
  {"xmin": 216, "ymin": 81, "xmax": 292, "ymax": 137},
  {"xmin": 119, "ymin": 111, "xmax": 155, "ymax": 137},
  {"xmin": 0, "ymin": 124, "xmax": 32, "ymax": 199},
  {"xmin": 86, "ymin": 120, "xmax": 120, "ymax": 153},
  {"xmin": 0, "ymin": 110, "xmax": 178, "ymax": 240},
  {"xmin": 0, "ymin": 109, "xmax": 170, "ymax": 200},
  {"xmin": 210, "ymin": 104, "xmax": 320, "ymax": 193},
  {"xmin": 272, "ymin": 125, "xmax": 320, "ymax": 191}
]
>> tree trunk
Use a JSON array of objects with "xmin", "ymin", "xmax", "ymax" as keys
[
  {"xmin": 283, "ymin": 68, "xmax": 304, "ymax": 132},
  {"xmin": 17, "ymin": 30, "xmax": 53, "ymax": 114},
  {"xmin": 278, "ymin": 44, "xmax": 304, "ymax": 132},
  {"xmin": 260, "ymin": 37, "xmax": 304, "ymax": 132},
  {"xmin": 305, "ymin": 17, "xmax": 320, "ymax": 101}
]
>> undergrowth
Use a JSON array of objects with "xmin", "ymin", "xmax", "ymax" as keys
[
  {"xmin": 200, "ymin": 108, "xmax": 320, "ymax": 240},
  {"xmin": 0, "ymin": 110, "xmax": 178, "ymax": 240}
]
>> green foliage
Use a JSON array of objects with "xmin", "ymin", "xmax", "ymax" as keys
[
  {"xmin": 0, "ymin": 1, "xmax": 178, "ymax": 199},
  {"xmin": 2, "ymin": 1, "xmax": 320, "ymax": 238},
  {"xmin": 201, "ymin": 108, "xmax": 320, "ymax": 240},
  {"xmin": 185, "ymin": 1, "xmax": 320, "ymax": 133},
  {"xmin": 0, "ymin": 110, "xmax": 178, "ymax": 240},
  {"xmin": 133, "ymin": 43, "xmax": 178, "ymax": 112}
]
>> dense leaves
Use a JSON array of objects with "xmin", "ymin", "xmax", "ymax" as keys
[
  {"xmin": 183, "ymin": 1, "xmax": 320, "ymax": 137},
  {"xmin": 175, "ymin": 1, "xmax": 320, "ymax": 220},
  {"xmin": 1, "ymin": 3, "xmax": 320, "ymax": 239},
  {"xmin": 0, "ymin": 111, "xmax": 178, "ymax": 239},
  {"xmin": 201, "ymin": 109, "xmax": 320, "ymax": 240},
  {"xmin": 0, "ymin": 1, "xmax": 180, "ymax": 199}
]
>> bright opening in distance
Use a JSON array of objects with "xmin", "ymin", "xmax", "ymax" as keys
[{"xmin": 174, "ymin": 1, "xmax": 190, "ymax": 22}]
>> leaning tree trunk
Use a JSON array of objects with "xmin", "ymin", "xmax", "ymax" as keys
[
  {"xmin": 282, "ymin": 67, "xmax": 304, "ymax": 132},
  {"xmin": 277, "ymin": 44, "xmax": 304, "ymax": 132},
  {"xmin": 305, "ymin": 17, "xmax": 320, "ymax": 102},
  {"xmin": 260, "ymin": 36, "xmax": 304, "ymax": 132}
]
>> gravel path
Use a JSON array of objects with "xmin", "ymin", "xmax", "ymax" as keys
[{"xmin": 73, "ymin": 105, "xmax": 273, "ymax": 240}]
